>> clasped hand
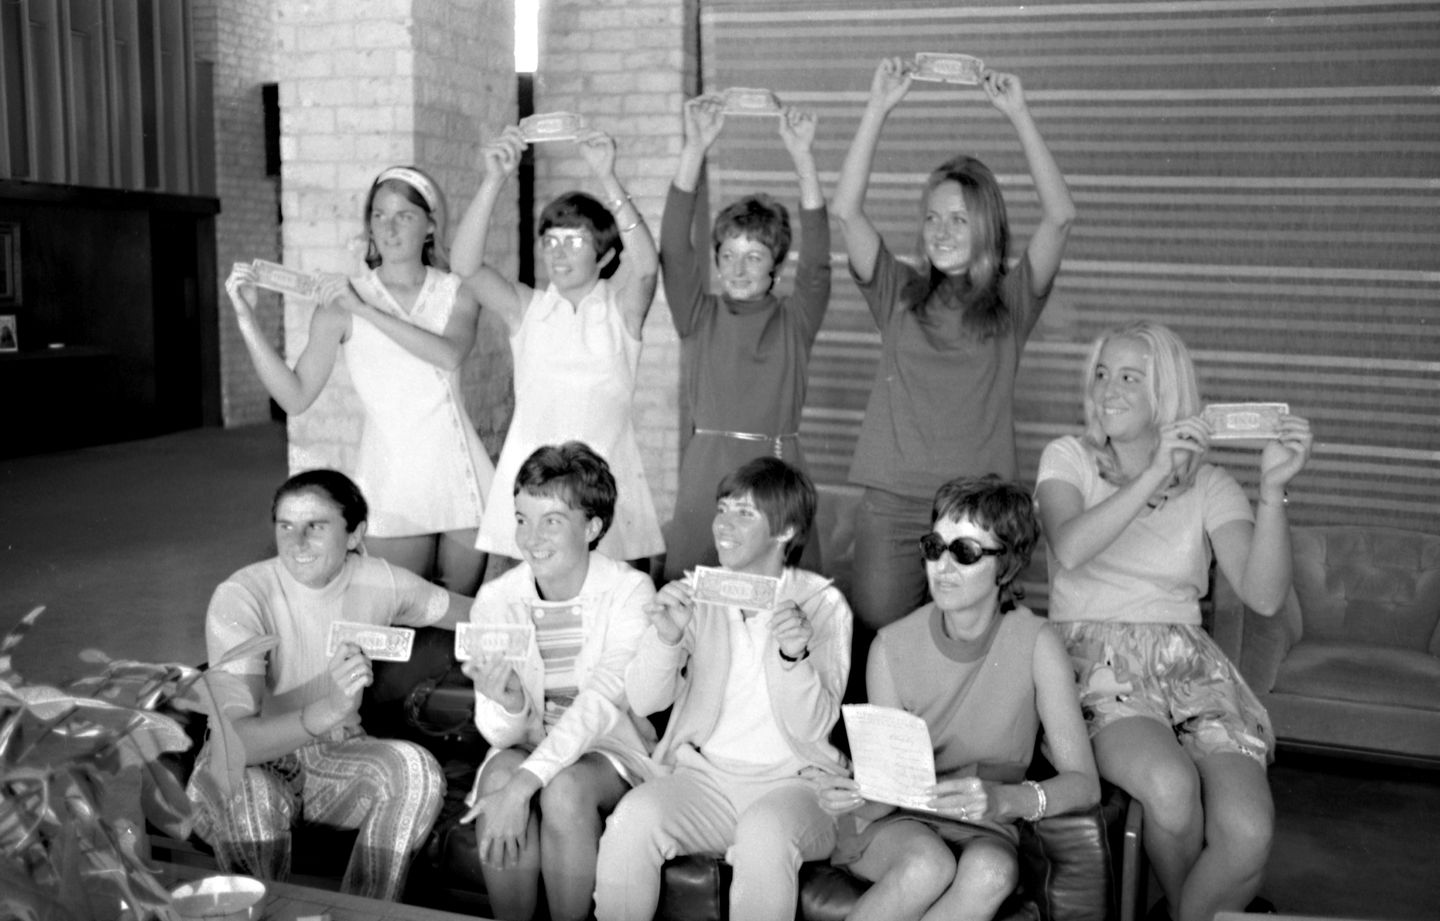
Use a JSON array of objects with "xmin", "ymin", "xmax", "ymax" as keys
[{"xmin": 463, "ymin": 655, "xmax": 525, "ymax": 713}]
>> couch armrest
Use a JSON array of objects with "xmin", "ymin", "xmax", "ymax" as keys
[{"xmin": 1211, "ymin": 569, "xmax": 1301, "ymax": 695}]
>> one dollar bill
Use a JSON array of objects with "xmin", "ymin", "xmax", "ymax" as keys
[
  {"xmin": 1203, "ymin": 402, "xmax": 1288, "ymax": 441},
  {"xmin": 519, "ymin": 111, "xmax": 585, "ymax": 143},
  {"xmin": 455, "ymin": 622, "xmax": 533, "ymax": 663},
  {"xmin": 327, "ymin": 621, "xmax": 415, "ymax": 662},
  {"xmin": 251, "ymin": 260, "xmax": 319, "ymax": 299},
  {"xmin": 691, "ymin": 565, "xmax": 781, "ymax": 610},
  {"xmin": 910, "ymin": 52, "xmax": 985, "ymax": 85}
]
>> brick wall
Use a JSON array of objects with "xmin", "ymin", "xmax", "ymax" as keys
[
  {"xmin": 531, "ymin": 0, "xmax": 688, "ymax": 524},
  {"xmin": 274, "ymin": 0, "xmax": 517, "ymax": 473},
  {"xmin": 196, "ymin": 0, "xmax": 283, "ymax": 428}
]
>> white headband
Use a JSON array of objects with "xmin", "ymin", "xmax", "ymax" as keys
[{"xmin": 373, "ymin": 166, "xmax": 440, "ymax": 213}]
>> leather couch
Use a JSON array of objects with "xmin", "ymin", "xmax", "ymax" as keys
[
  {"xmin": 152, "ymin": 626, "xmax": 1141, "ymax": 920},
  {"xmin": 1212, "ymin": 524, "xmax": 1440, "ymax": 764}
]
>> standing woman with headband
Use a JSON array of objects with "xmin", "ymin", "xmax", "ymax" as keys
[{"xmin": 226, "ymin": 165, "xmax": 493, "ymax": 595}]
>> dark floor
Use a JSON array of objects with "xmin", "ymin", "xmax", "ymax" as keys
[{"xmin": 2, "ymin": 424, "xmax": 1437, "ymax": 919}]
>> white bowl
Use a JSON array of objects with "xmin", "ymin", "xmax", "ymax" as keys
[{"xmin": 169, "ymin": 875, "xmax": 267, "ymax": 921}]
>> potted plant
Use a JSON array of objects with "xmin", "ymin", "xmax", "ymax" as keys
[{"xmin": 0, "ymin": 606, "xmax": 271, "ymax": 921}]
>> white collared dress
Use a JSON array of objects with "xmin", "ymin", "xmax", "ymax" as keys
[{"xmin": 476, "ymin": 279, "xmax": 664, "ymax": 560}]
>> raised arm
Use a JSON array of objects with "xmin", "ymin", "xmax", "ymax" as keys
[
  {"xmin": 579, "ymin": 128, "xmax": 658, "ymax": 339},
  {"xmin": 833, "ymin": 58, "xmax": 913, "ymax": 283},
  {"xmin": 1210, "ymin": 414, "xmax": 1314, "ymax": 616},
  {"xmin": 453, "ymin": 128, "xmax": 529, "ymax": 331},
  {"xmin": 662, "ymin": 97, "xmax": 726, "ymax": 336},
  {"xmin": 323, "ymin": 274, "xmax": 479, "ymax": 372},
  {"xmin": 225, "ymin": 261, "xmax": 346, "ymax": 415},
  {"xmin": 779, "ymin": 106, "xmax": 823, "ymax": 210},
  {"xmin": 1037, "ymin": 419, "xmax": 1209, "ymax": 571},
  {"xmin": 982, "ymin": 71, "xmax": 1075, "ymax": 295},
  {"xmin": 673, "ymin": 94, "xmax": 725, "ymax": 194}
]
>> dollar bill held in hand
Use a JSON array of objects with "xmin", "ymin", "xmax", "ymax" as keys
[
  {"xmin": 455, "ymin": 622, "xmax": 533, "ymax": 663},
  {"xmin": 251, "ymin": 260, "xmax": 319, "ymax": 299},
  {"xmin": 720, "ymin": 86, "xmax": 782, "ymax": 116},
  {"xmin": 518, "ymin": 111, "xmax": 586, "ymax": 143},
  {"xmin": 691, "ymin": 565, "xmax": 781, "ymax": 610},
  {"xmin": 1203, "ymin": 402, "xmax": 1289, "ymax": 441},
  {"xmin": 910, "ymin": 52, "xmax": 986, "ymax": 85},
  {"xmin": 327, "ymin": 621, "xmax": 415, "ymax": 662}
]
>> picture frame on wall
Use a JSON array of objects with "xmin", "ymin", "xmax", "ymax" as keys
[
  {"xmin": 0, "ymin": 221, "xmax": 19, "ymax": 306},
  {"xmin": 0, "ymin": 315, "xmax": 16, "ymax": 353}
]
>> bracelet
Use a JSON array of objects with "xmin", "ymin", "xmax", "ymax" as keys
[
  {"xmin": 1022, "ymin": 780, "xmax": 1047, "ymax": 822},
  {"xmin": 618, "ymin": 218, "xmax": 641, "ymax": 233},
  {"xmin": 299, "ymin": 705, "xmax": 323, "ymax": 739},
  {"xmin": 608, "ymin": 193, "xmax": 634, "ymax": 213},
  {"xmin": 1259, "ymin": 491, "xmax": 1289, "ymax": 508},
  {"xmin": 778, "ymin": 646, "xmax": 809, "ymax": 663}
]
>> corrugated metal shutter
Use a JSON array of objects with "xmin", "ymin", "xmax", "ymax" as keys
[{"xmin": 697, "ymin": 0, "xmax": 1439, "ymax": 549}]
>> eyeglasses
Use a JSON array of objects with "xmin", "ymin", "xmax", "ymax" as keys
[
  {"xmin": 919, "ymin": 533, "xmax": 1005, "ymax": 565},
  {"xmin": 540, "ymin": 231, "xmax": 592, "ymax": 253}
]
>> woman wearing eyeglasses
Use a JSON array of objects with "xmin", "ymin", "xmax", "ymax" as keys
[
  {"xmin": 452, "ymin": 126, "xmax": 664, "ymax": 567},
  {"xmin": 814, "ymin": 475, "xmax": 1097, "ymax": 921},
  {"xmin": 1035, "ymin": 321, "xmax": 1312, "ymax": 921}
]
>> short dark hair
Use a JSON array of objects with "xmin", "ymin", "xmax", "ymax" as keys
[
  {"xmin": 539, "ymin": 192, "xmax": 624, "ymax": 280},
  {"xmin": 272, "ymin": 469, "xmax": 368, "ymax": 533},
  {"xmin": 930, "ymin": 474, "xmax": 1041, "ymax": 609},
  {"xmin": 711, "ymin": 193, "xmax": 792, "ymax": 267},
  {"xmin": 514, "ymin": 442, "xmax": 617, "ymax": 549},
  {"xmin": 715, "ymin": 456, "xmax": 816, "ymax": 565}
]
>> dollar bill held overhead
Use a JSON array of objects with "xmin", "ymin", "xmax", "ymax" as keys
[
  {"xmin": 327, "ymin": 621, "xmax": 415, "ymax": 662},
  {"xmin": 455, "ymin": 622, "xmax": 533, "ymax": 663},
  {"xmin": 910, "ymin": 52, "xmax": 986, "ymax": 85},
  {"xmin": 1203, "ymin": 402, "xmax": 1289, "ymax": 441},
  {"xmin": 720, "ymin": 87, "xmax": 783, "ymax": 116},
  {"xmin": 691, "ymin": 565, "xmax": 781, "ymax": 610},
  {"xmin": 519, "ymin": 112, "xmax": 586, "ymax": 143},
  {"xmin": 251, "ymin": 260, "xmax": 319, "ymax": 299}
]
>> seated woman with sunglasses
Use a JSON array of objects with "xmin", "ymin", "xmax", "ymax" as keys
[
  {"xmin": 452, "ymin": 125, "xmax": 664, "ymax": 568},
  {"xmin": 814, "ymin": 475, "xmax": 1097, "ymax": 921}
]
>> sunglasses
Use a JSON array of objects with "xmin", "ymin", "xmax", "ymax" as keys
[
  {"xmin": 540, "ymin": 231, "xmax": 592, "ymax": 252},
  {"xmin": 919, "ymin": 533, "xmax": 1005, "ymax": 565}
]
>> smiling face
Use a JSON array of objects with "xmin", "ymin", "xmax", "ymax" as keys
[
  {"xmin": 1091, "ymin": 336, "xmax": 1157, "ymax": 444},
  {"xmin": 922, "ymin": 180, "xmax": 973, "ymax": 276},
  {"xmin": 515, "ymin": 488, "xmax": 599, "ymax": 600},
  {"xmin": 368, "ymin": 185, "xmax": 432, "ymax": 265},
  {"xmin": 541, "ymin": 226, "xmax": 603, "ymax": 293},
  {"xmin": 715, "ymin": 233, "xmax": 777, "ymax": 301},
  {"xmin": 274, "ymin": 490, "xmax": 363, "ymax": 589},
  {"xmin": 925, "ymin": 514, "xmax": 1003, "ymax": 618},
  {"xmin": 712, "ymin": 492, "xmax": 790, "ymax": 577}
]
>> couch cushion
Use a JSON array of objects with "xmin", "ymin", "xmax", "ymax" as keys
[
  {"xmin": 1272, "ymin": 640, "xmax": 1440, "ymax": 709},
  {"xmin": 1294, "ymin": 528, "xmax": 1440, "ymax": 650}
]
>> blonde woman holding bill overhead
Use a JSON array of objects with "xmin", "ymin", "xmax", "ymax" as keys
[
  {"xmin": 833, "ymin": 58, "xmax": 1075, "ymax": 634},
  {"xmin": 225, "ymin": 165, "xmax": 492, "ymax": 595}
]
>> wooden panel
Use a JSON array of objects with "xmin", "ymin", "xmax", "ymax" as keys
[{"xmin": 701, "ymin": 0, "xmax": 1440, "ymax": 534}]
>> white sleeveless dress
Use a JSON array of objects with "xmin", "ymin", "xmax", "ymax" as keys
[
  {"xmin": 344, "ymin": 268, "xmax": 493, "ymax": 537},
  {"xmin": 476, "ymin": 280, "xmax": 664, "ymax": 560}
]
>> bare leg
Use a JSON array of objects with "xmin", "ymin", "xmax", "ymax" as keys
[
  {"xmin": 1177, "ymin": 753, "xmax": 1272, "ymax": 921},
  {"xmin": 366, "ymin": 534, "xmax": 437, "ymax": 581},
  {"xmin": 1093, "ymin": 717, "xmax": 1203, "ymax": 916},
  {"xmin": 437, "ymin": 528, "xmax": 486, "ymax": 596},
  {"xmin": 845, "ymin": 821, "xmax": 957, "ymax": 921},
  {"xmin": 475, "ymin": 749, "xmax": 542, "ymax": 921},
  {"xmin": 920, "ymin": 837, "xmax": 1017, "ymax": 921},
  {"xmin": 537, "ymin": 754, "xmax": 630, "ymax": 921}
]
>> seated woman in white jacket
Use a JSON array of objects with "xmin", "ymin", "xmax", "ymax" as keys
[{"xmin": 460, "ymin": 442, "xmax": 656, "ymax": 921}]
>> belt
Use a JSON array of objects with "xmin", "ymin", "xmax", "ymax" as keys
[{"xmin": 693, "ymin": 428, "xmax": 800, "ymax": 458}]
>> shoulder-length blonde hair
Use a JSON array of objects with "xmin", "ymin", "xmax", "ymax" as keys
[{"xmin": 1080, "ymin": 320, "xmax": 1203, "ymax": 494}]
